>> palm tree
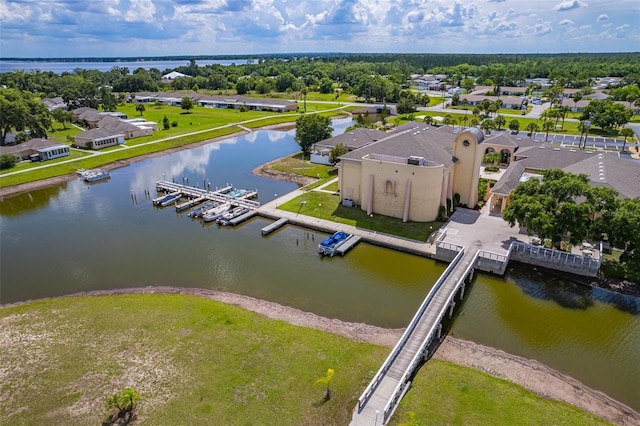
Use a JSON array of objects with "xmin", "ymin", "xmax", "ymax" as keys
[
  {"xmin": 135, "ymin": 102, "xmax": 145, "ymax": 116},
  {"xmin": 508, "ymin": 119, "xmax": 520, "ymax": 134},
  {"xmin": 442, "ymin": 114, "xmax": 454, "ymax": 127},
  {"xmin": 424, "ymin": 115, "xmax": 434, "ymax": 125},
  {"xmin": 480, "ymin": 119, "xmax": 495, "ymax": 134},
  {"xmin": 470, "ymin": 117, "xmax": 480, "ymax": 128},
  {"xmin": 571, "ymin": 92, "xmax": 582, "ymax": 113},
  {"xmin": 494, "ymin": 115, "xmax": 506, "ymax": 130},
  {"xmin": 461, "ymin": 114, "xmax": 469, "ymax": 129},
  {"xmin": 542, "ymin": 120, "xmax": 555, "ymax": 142},
  {"xmin": 619, "ymin": 127, "xmax": 635, "ymax": 152},
  {"xmin": 439, "ymin": 83, "xmax": 447, "ymax": 108},
  {"xmin": 494, "ymin": 99, "xmax": 503, "ymax": 115},
  {"xmin": 525, "ymin": 122, "xmax": 539, "ymax": 139}
]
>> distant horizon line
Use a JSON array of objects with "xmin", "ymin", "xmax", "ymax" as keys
[{"xmin": 1, "ymin": 51, "xmax": 638, "ymax": 62}]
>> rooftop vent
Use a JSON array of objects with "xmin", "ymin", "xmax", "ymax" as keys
[{"xmin": 407, "ymin": 156, "xmax": 425, "ymax": 166}]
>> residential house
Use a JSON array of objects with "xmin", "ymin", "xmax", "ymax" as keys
[
  {"xmin": 40, "ymin": 97, "xmax": 67, "ymax": 111},
  {"xmin": 73, "ymin": 128, "xmax": 125, "ymax": 149},
  {"xmin": 0, "ymin": 138, "xmax": 70, "ymax": 161}
]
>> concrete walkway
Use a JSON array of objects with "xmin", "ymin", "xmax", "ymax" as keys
[{"xmin": 259, "ymin": 188, "xmax": 437, "ymax": 257}]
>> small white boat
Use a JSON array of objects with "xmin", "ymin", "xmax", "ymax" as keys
[
  {"xmin": 153, "ymin": 192, "xmax": 182, "ymax": 206},
  {"xmin": 202, "ymin": 203, "xmax": 231, "ymax": 222},
  {"xmin": 216, "ymin": 207, "xmax": 249, "ymax": 225},
  {"xmin": 80, "ymin": 169, "xmax": 110, "ymax": 182}
]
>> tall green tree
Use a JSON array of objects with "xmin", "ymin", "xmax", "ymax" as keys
[
  {"xmin": 0, "ymin": 89, "xmax": 51, "ymax": 145},
  {"xmin": 503, "ymin": 170, "xmax": 595, "ymax": 246},
  {"xmin": 294, "ymin": 114, "xmax": 333, "ymax": 155},
  {"xmin": 603, "ymin": 197, "xmax": 640, "ymax": 278},
  {"xmin": 135, "ymin": 102, "xmax": 146, "ymax": 116},
  {"xmin": 508, "ymin": 119, "xmax": 520, "ymax": 133},
  {"xmin": 329, "ymin": 143, "xmax": 349, "ymax": 165},
  {"xmin": 525, "ymin": 122, "xmax": 539, "ymax": 138},
  {"xmin": 51, "ymin": 108, "xmax": 72, "ymax": 130},
  {"xmin": 100, "ymin": 86, "xmax": 118, "ymax": 112},
  {"xmin": 181, "ymin": 97, "xmax": 194, "ymax": 113},
  {"xmin": 397, "ymin": 97, "xmax": 417, "ymax": 115},
  {"xmin": 618, "ymin": 127, "xmax": 635, "ymax": 152}
]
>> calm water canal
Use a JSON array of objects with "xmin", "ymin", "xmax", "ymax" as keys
[{"xmin": 1, "ymin": 121, "xmax": 638, "ymax": 410}]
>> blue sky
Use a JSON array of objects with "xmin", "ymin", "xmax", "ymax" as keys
[{"xmin": 1, "ymin": 0, "xmax": 638, "ymax": 58}]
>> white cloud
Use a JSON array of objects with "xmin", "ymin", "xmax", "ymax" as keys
[
  {"xmin": 554, "ymin": 0, "xmax": 587, "ymax": 11},
  {"xmin": 1, "ymin": 0, "xmax": 638, "ymax": 57},
  {"xmin": 124, "ymin": 0, "xmax": 156, "ymax": 23}
]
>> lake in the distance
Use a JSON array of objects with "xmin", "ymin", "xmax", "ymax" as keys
[
  {"xmin": 0, "ymin": 59, "xmax": 246, "ymax": 74},
  {"xmin": 0, "ymin": 120, "xmax": 638, "ymax": 410}
]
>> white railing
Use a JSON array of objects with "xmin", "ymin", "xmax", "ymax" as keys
[
  {"xmin": 511, "ymin": 241, "xmax": 601, "ymax": 272},
  {"xmin": 356, "ymin": 247, "xmax": 465, "ymax": 413},
  {"xmin": 477, "ymin": 250, "xmax": 508, "ymax": 263},
  {"xmin": 381, "ymin": 251, "xmax": 479, "ymax": 424}
]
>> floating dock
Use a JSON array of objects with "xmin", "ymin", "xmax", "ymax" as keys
[
  {"xmin": 336, "ymin": 235, "xmax": 362, "ymax": 256},
  {"xmin": 175, "ymin": 196, "xmax": 206, "ymax": 212},
  {"xmin": 224, "ymin": 210, "xmax": 258, "ymax": 226},
  {"xmin": 261, "ymin": 218, "xmax": 289, "ymax": 236},
  {"xmin": 154, "ymin": 181, "xmax": 260, "ymax": 210}
]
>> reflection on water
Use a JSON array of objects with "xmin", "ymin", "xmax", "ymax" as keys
[
  {"xmin": 1, "ymin": 121, "xmax": 639, "ymax": 410},
  {"xmin": 452, "ymin": 267, "xmax": 640, "ymax": 410}
]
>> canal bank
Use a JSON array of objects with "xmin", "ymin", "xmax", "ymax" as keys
[
  {"xmin": 3, "ymin": 286, "xmax": 637, "ymax": 425},
  {"xmin": 1, "ymin": 125, "xmax": 639, "ymax": 415}
]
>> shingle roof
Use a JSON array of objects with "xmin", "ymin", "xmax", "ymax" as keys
[
  {"xmin": 315, "ymin": 128, "xmax": 387, "ymax": 151},
  {"xmin": 340, "ymin": 124, "xmax": 466, "ymax": 168},
  {"xmin": 75, "ymin": 128, "xmax": 124, "ymax": 140},
  {"xmin": 493, "ymin": 146, "xmax": 640, "ymax": 198},
  {"xmin": 97, "ymin": 116, "xmax": 141, "ymax": 132},
  {"xmin": 0, "ymin": 138, "xmax": 66, "ymax": 156}
]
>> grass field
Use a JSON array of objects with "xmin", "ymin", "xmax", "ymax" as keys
[
  {"xmin": 393, "ymin": 360, "xmax": 608, "ymax": 426},
  {"xmin": 0, "ymin": 100, "xmax": 351, "ymax": 189},
  {"xmin": 0, "ymin": 294, "xmax": 608, "ymax": 425}
]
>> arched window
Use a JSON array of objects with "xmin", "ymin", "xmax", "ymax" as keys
[
  {"xmin": 500, "ymin": 149, "xmax": 511, "ymax": 164},
  {"xmin": 484, "ymin": 147, "xmax": 495, "ymax": 155}
]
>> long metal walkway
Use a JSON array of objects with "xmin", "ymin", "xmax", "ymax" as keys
[
  {"xmin": 351, "ymin": 246, "xmax": 480, "ymax": 425},
  {"xmin": 155, "ymin": 181, "xmax": 260, "ymax": 209}
]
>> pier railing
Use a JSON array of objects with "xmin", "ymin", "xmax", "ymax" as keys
[
  {"xmin": 510, "ymin": 241, "xmax": 601, "ymax": 276},
  {"xmin": 381, "ymin": 249, "xmax": 478, "ymax": 424},
  {"xmin": 356, "ymin": 246, "xmax": 465, "ymax": 414}
]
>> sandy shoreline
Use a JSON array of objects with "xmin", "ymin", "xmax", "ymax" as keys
[{"xmin": 3, "ymin": 286, "xmax": 638, "ymax": 425}]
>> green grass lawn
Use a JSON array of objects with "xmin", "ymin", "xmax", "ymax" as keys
[
  {"xmin": 0, "ymin": 101, "xmax": 355, "ymax": 189},
  {"xmin": 0, "ymin": 294, "xmax": 609, "ymax": 426},
  {"xmin": 279, "ymin": 190, "xmax": 443, "ymax": 241},
  {"xmin": 392, "ymin": 360, "xmax": 608, "ymax": 426}
]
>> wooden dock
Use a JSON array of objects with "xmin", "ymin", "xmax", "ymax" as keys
[{"xmin": 261, "ymin": 218, "xmax": 289, "ymax": 236}]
